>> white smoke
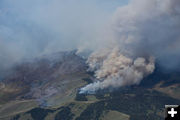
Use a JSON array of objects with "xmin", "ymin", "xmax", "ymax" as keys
[
  {"xmin": 80, "ymin": 0, "xmax": 180, "ymax": 93},
  {"xmin": 80, "ymin": 48, "xmax": 155, "ymax": 94}
]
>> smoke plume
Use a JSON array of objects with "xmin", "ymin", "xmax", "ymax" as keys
[
  {"xmin": 80, "ymin": 48, "xmax": 155, "ymax": 93},
  {"xmin": 0, "ymin": 0, "xmax": 179, "ymax": 92},
  {"xmin": 80, "ymin": 0, "xmax": 180, "ymax": 93}
]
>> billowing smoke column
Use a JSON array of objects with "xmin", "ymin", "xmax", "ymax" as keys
[
  {"xmin": 80, "ymin": 48, "xmax": 155, "ymax": 94},
  {"xmin": 80, "ymin": 0, "xmax": 180, "ymax": 94}
]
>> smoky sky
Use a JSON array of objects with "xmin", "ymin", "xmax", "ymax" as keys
[
  {"xmin": 1, "ymin": 0, "xmax": 180, "ymax": 79},
  {"xmin": 0, "ymin": 0, "xmax": 128, "ymax": 73},
  {"xmin": 80, "ymin": 0, "xmax": 180, "ymax": 93}
]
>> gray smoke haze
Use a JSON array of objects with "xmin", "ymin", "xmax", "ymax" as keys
[
  {"xmin": 0, "ymin": 0, "xmax": 127, "ymax": 75},
  {"xmin": 80, "ymin": 0, "xmax": 180, "ymax": 93},
  {"xmin": 0, "ymin": 0, "xmax": 180, "ymax": 92}
]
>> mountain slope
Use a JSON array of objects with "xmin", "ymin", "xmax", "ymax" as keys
[{"xmin": 0, "ymin": 51, "xmax": 180, "ymax": 120}]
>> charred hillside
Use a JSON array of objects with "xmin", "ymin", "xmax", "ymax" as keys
[{"xmin": 0, "ymin": 51, "xmax": 88, "ymax": 104}]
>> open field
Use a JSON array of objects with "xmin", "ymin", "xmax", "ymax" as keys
[{"xmin": 0, "ymin": 100, "xmax": 38, "ymax": 119}]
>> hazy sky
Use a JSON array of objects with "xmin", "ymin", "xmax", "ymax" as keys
[{"xmin": 0, "ymin": 0, "xmax": 129, "ymax": 72}]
